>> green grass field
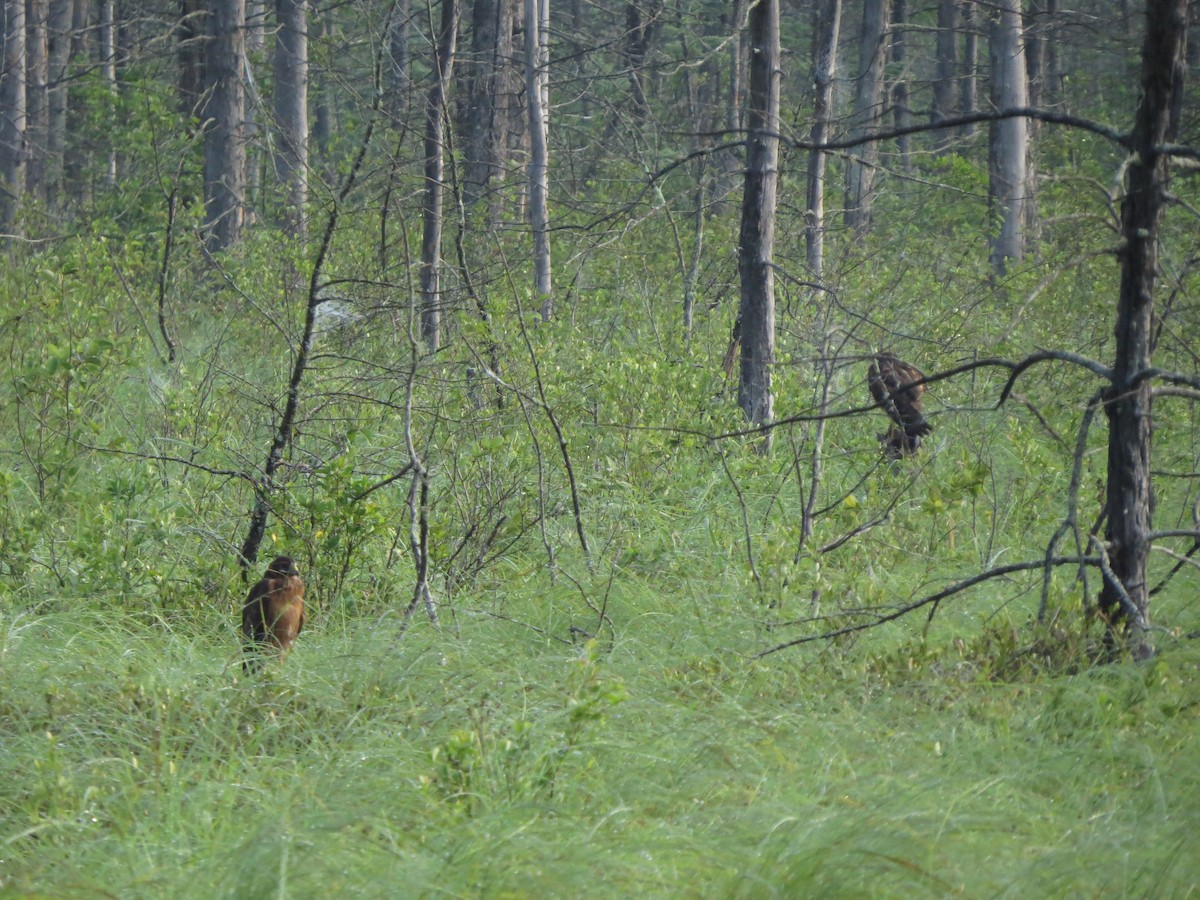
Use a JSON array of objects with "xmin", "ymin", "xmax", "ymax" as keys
[{"xmin": 3, "ymin": 576, "xmax": 1198, "ymax": 897}]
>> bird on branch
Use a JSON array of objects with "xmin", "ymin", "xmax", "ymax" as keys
[{"xmin": 867, "ymin": 353, "xmax": 932, "ymax": 458}]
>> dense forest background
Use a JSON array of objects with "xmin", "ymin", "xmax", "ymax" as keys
[{"xmin": 1, "ymin": 0, "xmax": 1199, "ymax": 893}]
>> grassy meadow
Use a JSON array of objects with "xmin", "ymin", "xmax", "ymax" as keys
[{"xmin": 2, "ymin": 76, "xmax": 1200, "ymax": 899}]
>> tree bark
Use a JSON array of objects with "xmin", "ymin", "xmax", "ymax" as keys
[
  {"xmin": 524, "ymin": 0, "xmax": 551, "ymax": 320},
  {"xmin": 272, "ymin": 0, "xmax": 307, "ymax": 237},
  {"xmin": 386, "ymin": 0, "xmax": 410, "ymax": 125},
  {"xmin": 45, "ymin": 0, "xmax": 71, "ymax": 207},
  {"xmin": 25, "ymin": 0, "xmax": 48, "ymax": 204},
  {"xmin": 419, "ymin": 0, "xmax": 459, "ymax": 349},
  {"xmin": 463, "ymin": 0, "xmax": 517, "ymax": 213},
  {"xmin": 805, "ymin": 0, "xmax": 841, "ymax": 281},
  {"xmin": 959, "ymin": 0, "xmax": 978, "ymax": 139},
  {"xmin": 0, "ymin": 0, "xmax": 27, "ymax": 227},
  {"xmin": 737, "ymin": 0, "xmax": 779, "ymax": 453},
  {"xmin": 201, "ymin": 0, "xmax": 246, "ymax": 252},
  {"xmin": 987, "ymin": 0, "xmax": 1028, "ymax": 276},
  {"xmin": 1100, "ymin": 0, "xmax": 1188, "ymax": 659},
  {"xmin": 932, "ymin": 0, "xmax": 956, "ymax": 152},
  {"xmin": 890, "ymin": 0, "xmax": 910, "ymax": 171},
  {"xmin": 177, "ymin": 0, "xmax": 205, "ymax": 119},
  {"xmin": 843, "ymin": 0, "xmax": 891, "ymax": 235}
]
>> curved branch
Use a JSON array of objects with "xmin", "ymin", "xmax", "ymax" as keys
[{"xmin": 755, "ymin": 556, "xmax": 1098, "ymax": 657}]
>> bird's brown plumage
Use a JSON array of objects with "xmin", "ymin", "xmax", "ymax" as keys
[
  {"xmin": 241, "ymin": 556, "xmax": 305, "ymax": 672},
  {"xmin": 867, "ymin": 353, "xmax": 932, "ymax": 457}
]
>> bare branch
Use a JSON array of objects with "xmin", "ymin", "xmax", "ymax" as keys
[{"xmin": 755, "ymin": 557, "xmax": 1098, "ymax": 657}]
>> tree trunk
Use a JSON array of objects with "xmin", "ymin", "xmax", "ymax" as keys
[
  {"xmin": 987, "ymin": 0, "xmax": 1029, "ymax": 277},
  {"xmin": 1100, "ymin": 0, "xmax": 1188, "ymax": 659},
  {"xmin": 932, "ymin": 0, "xmax": 956, "ymax": 152},
  {"xmin": 0, "ymin": 0, "xmax": 27, "ymax": 228},
  {"xmin": 98, "ymin": 0, "xmax": 115, "ymax": 185},
  {"xmin": 890, "ymin": 0, "xmax": 910, "ymax": 171},
  {"xmin": 463, "ymin": 0, "xmax": 516, "ymax": 212},
  {"xmin": 959, "ymin": 0, "xmax": 978, "ymax": 140},
  {"xmin": 45, "ymin": 0, "xmax": 71, "ymax": 207},
  {"xmin": 805, "ymin": 0, "xmax": 841, "ymax": 281},
  {"xmin": 524, "ymin": 0, "xmax": 551, "ymax": 320},
  {"xmin": 737, "ymin": 0, "xmax": 779, "ymax": 454},
  {"xmin": 201, "ymin": 0, "xmax": 246, "ymax": 252},
  {"xmin": 386, "ymin": 0, "xmax": 410, "ymax": 125},
  {"xmin": 178, "ymin": 0, "xmax": 205, "ymax": 119},
  {"xmin": 25, "ymin": 0, "xmax": 48, "ymax": 205},
  {"xmin": 843, "ymin": 0, "xmax": 891, "ymax": 235},
  {"xmin": 419, "ymin": 0, "xmax": 459, "ymax": 349},
  {"xmin": 272, "ymin": 0, "xmax": 307, "ymax": 237}
]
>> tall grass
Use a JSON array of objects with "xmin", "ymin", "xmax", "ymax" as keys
[{"xmin": 3, "ymin": 576, "xmax": 1198, "ymax": 896}]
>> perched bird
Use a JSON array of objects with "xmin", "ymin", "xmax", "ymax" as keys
[
  {"xmin": 241, "ymin": 556, "xmax": 305, "ymax": 672},
  {"xmin": 867, "ymin": 353, "xmax": 932, "ymax": 458}
]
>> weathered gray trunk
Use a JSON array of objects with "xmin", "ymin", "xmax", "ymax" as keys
[
  {"xmin": 0, "ymin": 0, "xmax": 27, "ymax": 227},
  {"xmin": 844, "ymin": 0, "xmax": 891, "ymax": 235},
  {"xmin": 272, "ymin": 0, "xmax": 307, "ymax": 237},
  {"xmin": 959, "ymin": 0, "xmax": 978, "ymax": 139},
  {"xmin": 386, "ymin": 0, "xmax": 410, "ymax": 124},
  {"xmin": 419, "ymin": 0, "xmax": 459, "ymax": 349},
  {"xmin": 737, "ymin": 0, "xmax": 779, "ymax": 453},
  {"xmin": 201, "ymin": 0, "xmax": 246, "ymax": 252},
  {"xmin": 932, "ymin": 0, "xmax": 956, "ymax": 151},
  {"xmin": 25, "ymin": 0, "xmax": 47, "ymax": 204},
  {"xmin": 805, "ymin": 0, "xmax": 841, "ymax": 280},
  {"xmin": 987, "ymin": 0, "xmax": 1028, "ymax": 276},
  {"xmin": 890, "ymin": 0, "xmax": 910, "ymax": 170},
  {"xmin": 525, "ymin": 0, "xmax": 551, "ymax": 319},
  {"xmin": 1100, "ymin": 0, "xmax": 1188, "ymax": 659},
  {"xmin": 45, "ymin": 0, "xmax": 71, "ymax": 206},
  {"xmin": 463, "ymin": 0, "xmax": 517, "ymax": 212}
]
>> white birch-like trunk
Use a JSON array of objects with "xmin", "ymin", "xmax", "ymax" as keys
[{"xmin": 525, "ymin": 0, "xmax": 552, "ymax": 320}]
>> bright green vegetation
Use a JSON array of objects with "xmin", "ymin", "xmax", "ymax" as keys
[
  {"xmin": 2, "ymin": 37, "xmax": 1200, "ymax": 899},
  {"xmin": 2, "ymin": 600, "xmax": 1198, "ymax": 896}
]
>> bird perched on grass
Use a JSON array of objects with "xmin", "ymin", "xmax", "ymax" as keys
[
  {"xmin": 241, "ymin": 556, "xmax": 305, "ymax": 673},
  {"xmin": 867, "ymin": 353, "xmax": 932, "ymax": 458}
]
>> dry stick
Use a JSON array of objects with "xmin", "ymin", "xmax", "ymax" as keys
[
  {"xmin": 1150, "ymin": 491, "xmax": 1200, "ymax": 596},
  {"xmin": 237, "ymin": 13, "xmax": 388, "ymax": 575},
  {"xmin": 155, "ymin": 184, "xmax": 179, "ymax": 364},
  {"xmin": 1090, "ymin": 534, "xmax": 1149, "ymax": 634},
  {"xmin": 716, "ymin": 445, "xmax": 762, "ymax": 591},
  {"xmin": 512, "ymin": 292, "xmax": 592, "ymax": 570},
  {"xmin": 476, "ymin": 364, "xmax": 556, "ymax": 576},
  {"xmin": 754, "ymin": 556, "xmax": 1099, "ymax": 658},
  {"xmin": 1039, "ymin": 389, "xmax": 1104, "ymax": 621}
]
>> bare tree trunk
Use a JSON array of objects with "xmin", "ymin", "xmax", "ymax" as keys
[
  {"xmin": 524, "ymin": 0, "xmax": 551, "ymax": 320},
  {"xmin": 463, "ymin": 0, "xmax": 516, "ymax": 212},
  {"xmin": 805, "ymin": 0, "xmax": 841, "ymax": 280},
  {"xmin": 25, "ymin": 0, "xmax": 47, "ymax": 205},
  {"xmin": 201, "ymin": 0, "xmax": 246, "ymax": 252},
  {"xmin": 177, "ymin": 0, "xmax": 205, "ymax": 119},
  {"xmin": 932, "ymin": 0, "xmax": 957, "ymax": 151},
  {"xmin": 386, "ymin": 0, "xmax": 410, "ymax": 124},
  {"xmin": 273, "ymin": 0, "xmax": 307, "ymax": 237},
  {"xmin": 95, "ymin": 0, "xmax": 115, "ymax": 185},
  {"xmin": 843, "ymin": 0, "xmax": 891, "ymax": 235},
  {"xmin": 737, "ymin": 0, "xmax": 779, "ymax": 454},
  {"xmin": 987, "ymin": 0, "xmax": 1028, "ymax": 276},
  {"xmin": 0, "ymin": 0, "xmax": 27, "ymax": 227},
  {"xmin": 245, "ymin": 0, "xmax": 264, "ymax": 53},
  {"xmin": 959, "ymin": 0, "xmax": 978, "ymax": 139},
  {"xmin": 1100, "ymin": 0, "xmax": 1188, "ymax": 659},
  {"xmin": 890, "ymin": 0, "xmax": 910, "ymax": 171},
  {"xmin": 45, "ymin": 0, "xmax": 70, "ymax": 207},
  {"xmin": 419, "ymin": 0, "xmax": 459, "ymax": 349}
]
